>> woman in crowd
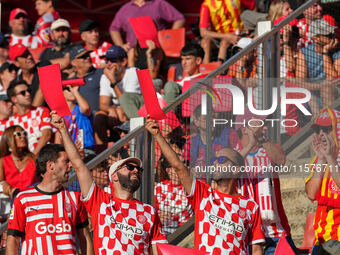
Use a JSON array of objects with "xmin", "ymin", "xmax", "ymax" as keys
[{"xmin": 0, "ymin": 125, "xmax": 37, "ymax": 198}]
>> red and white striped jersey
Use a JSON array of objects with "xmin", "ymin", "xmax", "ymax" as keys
[
  {"xmin": 33, "ymin": 11, "xmax": 60, "ymax": 46},
  {"xmin": 85, "ymin": 41, "xmax": 112, "ymax": 68},
  {"xmin": 235, "ymin": 141, "xmax": 291, "ymax": 238},
  {"xmin": 297, "ymin": 15, "xmax": 336, "ymax": 49},
  {"xmin": 9, "ymin": 34, "xmax": 45, "ymax": 49},
  {"xmin": 82, "ymin": 182, "xmax": 167, "ymax": 254},
  {"xmin": 188, "ymin": 178, "xmax": 265, "ymax": 255},
  {"xmin": 154, "ymin": 180, "xmax": 193, "ymax": 234},
  {"xmin": 7, "ymin": 107, "xmax": 52, "ymax": 152},
  {"xmin": 8, "ymin": 186, "xmax": 89, "ymax": 255},
  {"xmin": 0, "ymin": 119, "xmax": 9, "ymax": 139}
]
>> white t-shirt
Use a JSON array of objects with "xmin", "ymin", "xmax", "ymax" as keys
[{"xmin": 100, "ymin": 67, "xmax": 141, "ymax": 105}]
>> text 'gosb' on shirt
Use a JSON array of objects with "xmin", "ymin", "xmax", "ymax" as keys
[
  {"xmin": 82, "ymin": 182, "xmax": 167, "ymax": 254},
  {"xmin": 187, "ymin": 178, "xmax": 265, "ymax": 255},
  {"xmin": 7, "ymin": 186, "xmax": 89, "ymax": 255}
]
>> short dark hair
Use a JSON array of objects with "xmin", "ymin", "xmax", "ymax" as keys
[
  {"xmin": 181, "ymin": 43, "xmax": 205, "ymax": 59},
  {"xmin": 7, "ymin": 79, "xmax": 29, "ymax": 101},
  {"xmin": 36, "ymin": 144, "xmax": 65, "ymax": 181},
  {"xmin": 34, "ymin": 0, "xmax": 57, "ymax": 8}
]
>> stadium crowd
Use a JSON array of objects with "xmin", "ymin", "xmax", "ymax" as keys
[{"xmin": 0, "ymin": 0, "xmax": 340, "ymax": 254}]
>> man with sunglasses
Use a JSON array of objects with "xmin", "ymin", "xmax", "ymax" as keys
[
  {"xmin": 146, "ymin": 117, "xmax": 265, "ymax": 255},
  {"xmin": 296, "ymin": 19, "xmax": 340, "ymax": 115},
  {"xmin": 10, "ymin": 44, "xmax": 50, "ymax": 106},
  {"xmin": 50, "ymin": 111, "xmax": 167, "ymax": 254},
  {"xmin": 306, "ymin": 108, "xmax": 340, "ymax": 255},
  {"xmin": 6, "ymin": 80, "xmax": 52, "ymax": 155},
  {"xmin": 69, "ymin": 44, "xmax": 103, "ymax": 113}
]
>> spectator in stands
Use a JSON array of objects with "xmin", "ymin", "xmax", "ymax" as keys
[
  {"xmin": 33, "ymin": 0, "xmax": 60, "ymax": 46},
  {"xmin": 305, "ymin": 108, "xmax": 340, "ymax": 255},
  {"xmin": 296, "ymin": 19, "xmax": 340, "ymax": 115},
  {"xmin": 154, "ymin": 153, "xmax": 193, "ymax": 235},
  {"xmin": 297, "ymin": 0, "xmax": 337, "ymax": 49},
  {"xmin": 163, "ymin": 43, "xmax": 205, "ymax": 104},
  {"xmin": 8, "ymin": 8, "xmax": 45, "ymax": 49},
  {"xmin": 62, "ymin": 84, "xmax": 94, "ymax": 153},
  {"xmin": 146, "ymin": 117, "xmax": 265, "ymax": 254},
  {"xmin": 10, "ymin": 44, "xmax": 47, "ymax": 106},
  {"xmin": 50, "ymin": 111, "xmax": 168, "ymax": 254},
  {"xmin": 187, "ymin": 106, "xmax": 239, "ymax": 180},
  {"xmin": 7, "ymin": 80, "xmax": 52, "ymax": 155},
  {"xmin": 69, "ymin": 44, "xmax": 103, "ymax": 112},
  {"xmin": 0, "ymin": 62, "xmax": 18, "ymax": 96},
  {"xmin": 236, "ymin": 114, "xmax": 296, "ymax": 255},
  {"xmin": 40, "ymin": 19, "xmax": 74, "ymax": 71},
  {"xmin": 267, "ymin": 0, "xmax": 292, "ymax": 22},
  {"xmin": 97, "ymin": 45, "xmax": 141, "ymax": 124},
  {"xmin": 0, "ymin": 33, "xmax": 9, "ymax": 66},
  {"xmin": 0, "ymin": 125, "xmax": 36, "ymax": 198},
  {"xmin": 199, "ymin": 0, "xmax": 242, "ymax": 63},
  {"xmin": 7, "ymin": 144, "xmax": 93, "ymax": 254},
  {"xmin": 80, "ymin": 19, "xmax": 112, "ymax": 69},
  {"xmin": 134, "ymin": 40, "xmax": 164, "ymax": 92},
  {"xmin": 109, "ymin": 0, "xmax": 185, "ymax": 66},
  {"xmin": 0, "ymin": 95, "xmax": 12, "ymax": 139}
]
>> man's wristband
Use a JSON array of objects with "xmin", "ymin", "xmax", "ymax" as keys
[{"xmin": 111, "ymin": 82, "xmax": 118, "ymax": 88}]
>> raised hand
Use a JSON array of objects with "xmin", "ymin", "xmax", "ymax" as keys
[
  {"xmin": 145, "ymin": 115, "xmax": 160, "ymax": 137},
  {"xmin": 50, "ymin": 111, "xmax": 67, "ymax": 131},
  {"xmin": 312, "ymin": 133, "xmax": 326, "ymax": 161}
]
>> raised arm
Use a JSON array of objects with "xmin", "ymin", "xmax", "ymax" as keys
[
  {"xmin": 50, "ymin": 111, "xmax": 93, "ymax": 198},
  {"xmin": 145, "ymin": 117, "xmax": 193, "ymax": 194}
]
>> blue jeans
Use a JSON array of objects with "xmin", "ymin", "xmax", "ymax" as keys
[
  {"xmin": 264, "ymin": 236, "xmax": 297, "ymax": 255},
  {"xmin": 311, "ymin": 245, "xmax": 321, "ymax": 255}
]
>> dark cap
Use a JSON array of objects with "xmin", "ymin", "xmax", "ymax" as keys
[
  {"xmin": 79, "ymin": 19, "xmax": 99, "ymax": 34},
  {"xmin": 102, "ymin": 45, "xmax": 127, "ymax": 62},
  {"xmin": 0, "ymin": 62, "xmax": 18, "ymax": 73},
  {"xmin": 69, "ymin": 44, "xmax": 91, "ymax": 61},
  {"xmin": 0, "ymin": 94, "xmax": 9, "ymax": 101}
]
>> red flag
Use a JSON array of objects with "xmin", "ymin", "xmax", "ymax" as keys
[
  {"xmin": 136, "ymin": 69, "xmax": 166, "ymax": 120},
  {"xmin": 37, "ymin": 64, "xmax": 71, "ymax": 116},
  {"xmin": 274, "ymin": 232, "xmax": 295, "ymax": 255},
  {"xmin": 156, "ymin": 243, "xmax": 208, "ymax": 255},
  {"xmin": 129, "ymin": 16, "xmax": 160, "ymax": 48}
]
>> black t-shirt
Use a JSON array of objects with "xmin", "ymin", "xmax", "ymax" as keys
[{"xmin": 40, "ymin": 43, "xmax": 76, "ymax": 61}]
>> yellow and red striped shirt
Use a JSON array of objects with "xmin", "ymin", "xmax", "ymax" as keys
[
  {"xmin": 199, "ymin": 0, "xmax": 243, "ymax": 34},
  {"xmin": 306, "ymin": 108, "xmax": 340, "ymax": 245}
]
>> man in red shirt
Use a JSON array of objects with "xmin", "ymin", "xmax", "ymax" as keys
[
  {"xmin": 50, "ymin": 112, "xmax": 167, "ymax": 254},
  {"xmin": 33, "ymin": 0, "xmax": 60, "ymax": 46},
  {"xmin": 7, "ymin": 144, "xmax": 93, "ymax": 255},
  {"xmin": 146, "ymin": 117, "xmax": 265, "ymax": 255}
]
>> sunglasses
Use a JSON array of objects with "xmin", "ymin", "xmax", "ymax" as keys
[
  {"xmin": 18, "ymin": 50, "xmax": 31, "ymax": 59},
  {"xmin": 325, "ymin": 33, "xmax": 335, "ymax": 39},
  {"xmin": 211, "ymin": 156, "xmax": 239, "ymax": 166},
  {"xmin": 13, "ymin": 130, "xmax": 27, "ymax": 138},
  {"xmin": 124, "ymin": 163, "xmax": 143, "ymax": 172},
  {"xmin": 16, "ymin": 88, "xmax": 31, "ymax": 96},
  {"xmin": 313, "ymin": 125, "xmax": 333, "ymax": 134},
  {"xmin": 63, "ymin": 87, "xmax": 70, "ymax": 92}
]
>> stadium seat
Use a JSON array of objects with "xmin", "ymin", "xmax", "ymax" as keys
[
  {"xmin": 297, "ymin": 212, "xmax": 315, "ymax": 254},
  {"xmin": 158, "ymin": 28, "xmax": 185, "ymax": 58},
  {"xmin": 199, "ymin": 61, "xmax": 222, "ymax": 74}
]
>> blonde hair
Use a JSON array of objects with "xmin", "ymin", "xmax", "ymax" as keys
[{"xmin": 268, "ymin": 0, "xmax": 289, "ymax": 22}]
